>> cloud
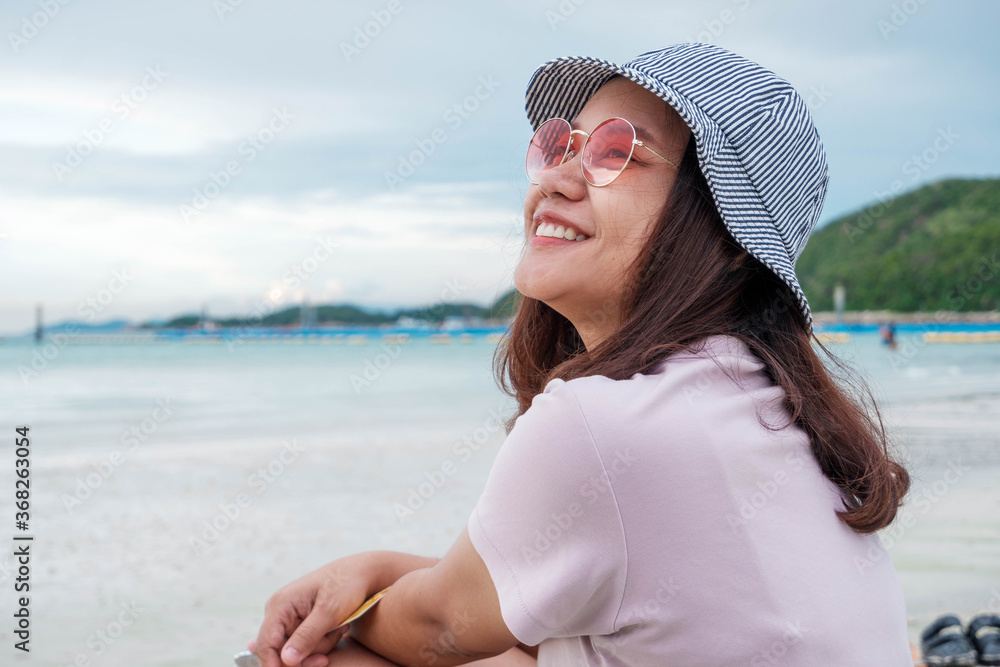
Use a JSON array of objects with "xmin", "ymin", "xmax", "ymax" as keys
[
  {"xmin": 0, "ymin": 0, "xmax": 996, "ymax": 333},
  {"xmin": 0, "ymin": 183, "xmax": 524, "ymax": 334},
  {"xmin": 0, "ymin": 67, "xmax": 410, "ymax": 157}
]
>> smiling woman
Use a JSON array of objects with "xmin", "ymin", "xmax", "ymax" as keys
[{"xmin": 250, "ymin": 43, "xmax": 913, "ymax": 667}]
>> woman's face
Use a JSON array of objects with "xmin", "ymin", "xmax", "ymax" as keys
[{"xmin": 515, "ymin": 77, "xmax": 690, "ymax": 350}]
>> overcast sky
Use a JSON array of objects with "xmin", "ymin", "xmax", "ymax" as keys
[{"xmin": 0, "ymin": 0, "xmax": 996, "ymax": 334}]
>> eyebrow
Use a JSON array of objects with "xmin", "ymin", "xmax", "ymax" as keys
[{"xmin": 631, "ymin": 121, "xmax": 663, "ymax": 147}]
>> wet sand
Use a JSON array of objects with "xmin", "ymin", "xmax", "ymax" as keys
[{"xmin": 2, "ymin": 372, "xmax": 997, "ymax": 665}]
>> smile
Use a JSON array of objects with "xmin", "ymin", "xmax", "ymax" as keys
[{"xmin": 533, "ymin": 221, "xmax": 590, "ymax": 242}]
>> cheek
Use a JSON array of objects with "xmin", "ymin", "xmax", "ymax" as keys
[
  {"xmin": 523, "ymin": 187, "xmax": 543, "ymax": 225},
  {"xmin": 597, "ymin": 190, "xmax": 656, "ymax": 244},
  {"xmin": 612, "ymin": 181, "xmax": 670, "ymax": 237}
]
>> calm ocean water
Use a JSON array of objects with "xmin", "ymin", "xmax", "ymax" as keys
[
  {"xmin": 2, "ymin": 335, "xmax": 515, "ymax": 464},
  {"xmin": 2, "ymin": 330, "xmax": 999, "ymax": 462}
]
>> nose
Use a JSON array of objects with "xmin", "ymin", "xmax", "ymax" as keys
[{"xmin": 534, "ymin": 132, "xmax": 587, "ymax": 200}]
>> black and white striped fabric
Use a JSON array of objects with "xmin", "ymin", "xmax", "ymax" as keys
[{"xmin": 524, "ymin": 43, "xmax": 829, "ymax": 331}]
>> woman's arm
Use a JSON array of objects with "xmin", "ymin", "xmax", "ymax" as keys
[
  {"xmin": 516, "ymin": 643, "xmax": 539, "ymax": 659},
  {"xmin": 253, "ymin": 550, "xmax": 442, "ymax": 667},
  {"xmin": 357, "ymin": 551, "xmax": 441, "ymax": 592},
  {"xmin": 348, "ymin": 527, "xmax": 520, "ymax": 666},
  {"xmin": 262, "ymin": 527, "xmax": 520, "ymax": 666}
]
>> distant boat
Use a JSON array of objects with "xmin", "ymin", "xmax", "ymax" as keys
[
  {"xmin": 382, "ymin": 333, "xmax": 411, "ymax": 345},
  {"xmin": 923, "ymin": 331, "xmax": 1000, "ymax": 343},
  {"xmin": 814, "ymin": 332, "xmax": 850, "ymax": 344},
  {"xmin": 429, "ymin": 333, "xmax": 452, "ymax": 344}
]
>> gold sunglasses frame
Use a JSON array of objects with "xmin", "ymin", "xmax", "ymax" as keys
[{"xmin": 526, "ymin": 116, "xmax": 678, "ymax": 187}]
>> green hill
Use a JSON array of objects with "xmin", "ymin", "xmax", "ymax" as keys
[
  {"xmin": 797, "ymin": 178, "xmax": 1000, "ymax": 312},
  {"xmin": 151, "ymin": 295, "xmax": 520, "ymax": 329},
  {"xmin": 488, "ymin": 288, "xmax": 521, "ymax": 319}
]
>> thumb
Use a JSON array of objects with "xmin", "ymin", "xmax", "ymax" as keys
[{"xmin": 281, "ymin": 604, "xmax": 339, "ymax": 666}]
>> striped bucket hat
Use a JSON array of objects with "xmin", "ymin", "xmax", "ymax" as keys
[{"xmin": 524, "ymin": 42, "xmax": 829, "ymax": 332}]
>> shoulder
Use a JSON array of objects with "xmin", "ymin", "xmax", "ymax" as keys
[
  {"xmin": 497, "ymin": 377, "xmax": 599, "ymax": 472},
  {"xmin": 516, "ymin": 375, "xmax": 589, "ymax": 435},
  {"xmin": 566, "ymin": 334, "xmax": 771, "ymax": 412},
  {"xmin": 510, "ymin": 335, "xmax": 777, "ymax": 461}
]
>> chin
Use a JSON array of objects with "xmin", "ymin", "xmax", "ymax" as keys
[
  {"xmin": 512, "ymin": 280, "xmax": 542, "ymax": 303},
  {"xmin": 513, "ymin": 274, "xmax": 552, "ymax": 305}
]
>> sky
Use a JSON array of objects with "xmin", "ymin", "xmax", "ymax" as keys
[{"xmin": 0, "ymin": 0, "xmax": 997, "ymax": 335}]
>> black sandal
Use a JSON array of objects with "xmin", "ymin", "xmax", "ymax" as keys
[
  {"xmin": 921, "ymin": 614, "xmax": 978, "ymax": 666},
  {"xmin": 968, "ymin": 613, "xmax": 1000, "ymax": 666}
]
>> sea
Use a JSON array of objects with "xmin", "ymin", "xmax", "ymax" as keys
[{"xmin": 2, "ymin": 325, "xmax": 999, "ymax": 462}]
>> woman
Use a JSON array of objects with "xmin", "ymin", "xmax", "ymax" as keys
[{"xmin": 250, "ymin": 43, "xmax": 913, "ymax": 666}]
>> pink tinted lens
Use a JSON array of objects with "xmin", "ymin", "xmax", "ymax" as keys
[
  {"xmin": 526, "ymin": 118, "xmax": 571, "ymax": 182},
  {"xmin": 582, "ymin": 118, "xmax": 636, "ymax": 186}
]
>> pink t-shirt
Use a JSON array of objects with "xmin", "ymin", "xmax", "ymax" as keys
[{"xmin": 468, "ymin": 334, "xmax": 911, "ymax": 666}]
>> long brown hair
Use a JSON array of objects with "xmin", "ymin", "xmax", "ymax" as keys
[{"xmin": 493, "ymin": 129, "xmax": 910, "ymax": 535}]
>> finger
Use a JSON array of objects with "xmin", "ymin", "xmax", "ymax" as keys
[
  {"xmin": 281, "ymin": 604, "xmax": 340, "ymax": 666},
  {"xmin": 256, "ymin": 617, "xmax": 295, "ymax": 667},
  {"xmin": 307, "ymin": 627, "xmax": 349, "ymax": 658},
  {"xmin": 303, "ymin": 632, "xmax": 358, "ymax": 667},
  {"xmin": 247, "ymin": 638, "xmax": 256, "ymax": 652},
  {"xmin": 256, "ymin": 642, "xmax": 285, "ymax": 667},
  {"xmin": 301, "ymin": 654, "xmax": 330, "ymax": 667},
  {"xmin": 300, "ymin": 630, "xmax": 350, "ymax": 667}
]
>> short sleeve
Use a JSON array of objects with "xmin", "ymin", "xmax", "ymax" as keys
[{"xmin": 467, "ymin": 379, "xmax": 628, "ymax": 646}]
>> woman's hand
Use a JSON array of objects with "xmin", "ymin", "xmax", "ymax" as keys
[
  {"xmin": 251, "ymin": 551, "xmax": 440, "ymax": 667},
  {"xmin": 253, "ymin": 558, "xmax": 370, "ymax": 667}
]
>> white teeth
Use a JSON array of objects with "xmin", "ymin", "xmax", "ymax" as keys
[{"xmin": 534, "ymin": 221, "xmax": 589, "ymax": 241}]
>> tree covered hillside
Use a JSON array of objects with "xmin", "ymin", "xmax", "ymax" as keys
[{"xmin": 797, "ymin": 178, "xmax": 1000, "ymax": 312}]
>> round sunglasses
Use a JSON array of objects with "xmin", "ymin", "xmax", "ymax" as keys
[{"xmin": 525, "ymin": 116, "xmax": 678, "ymax": 187}]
